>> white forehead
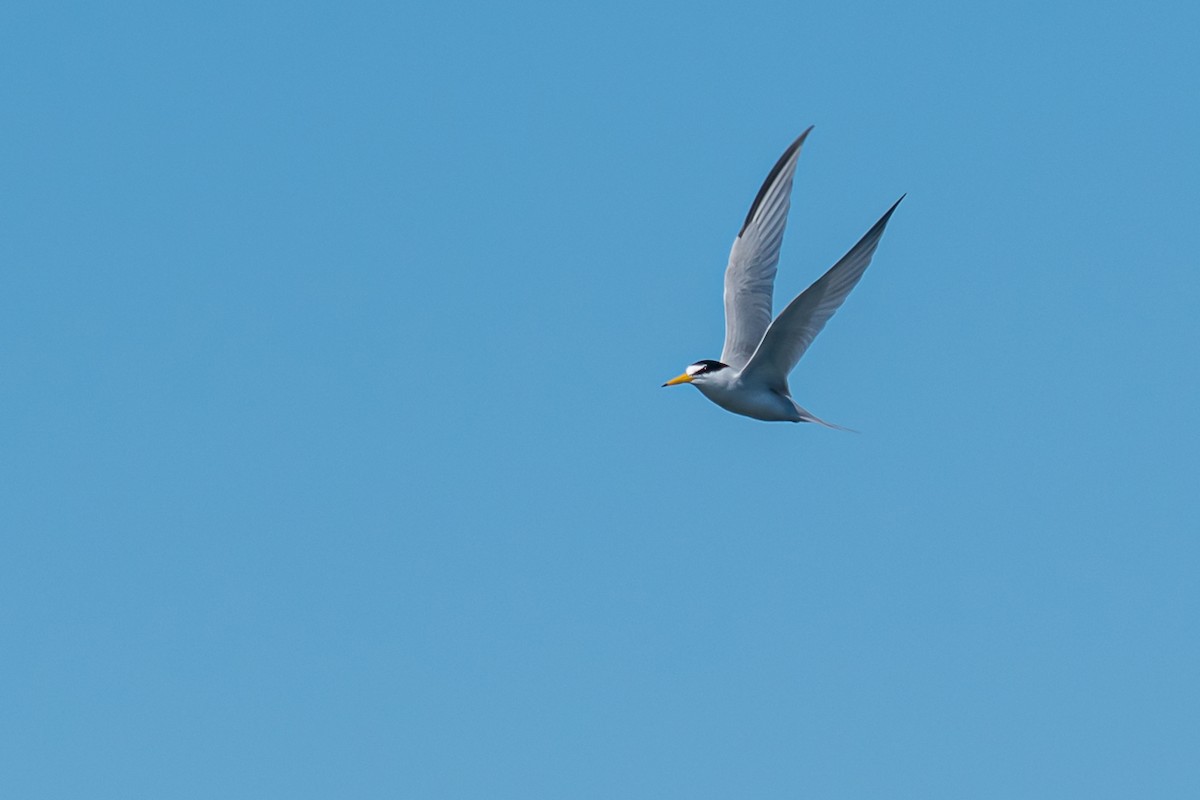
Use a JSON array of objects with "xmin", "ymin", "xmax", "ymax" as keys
[{"xmin": 686, "ymin": 363, "xmax": 705, "ymax": 376}]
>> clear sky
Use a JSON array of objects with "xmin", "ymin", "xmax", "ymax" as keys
[{"xmin": 3, "ymin": 1, "xmax": 1198, "ymax": 797}]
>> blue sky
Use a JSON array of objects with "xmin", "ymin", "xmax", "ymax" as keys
[{"xmin": 3, "ymin": 1, "xmax": 1198, "ymax": 797}]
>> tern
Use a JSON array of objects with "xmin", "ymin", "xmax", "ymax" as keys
[{"xmin": 662, "ymin": 127, "xmax": 903, "ymax": 426}]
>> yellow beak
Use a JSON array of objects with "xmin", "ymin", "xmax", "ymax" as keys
[{"xmin": 661, "ymin": 373, "xmax": 694, "ymax": 387}]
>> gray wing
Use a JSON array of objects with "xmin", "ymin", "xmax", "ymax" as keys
[
  {"xmin": 719, "ymin": 128, "xmax": 813, "ymax": 369},
  {"xmin": 741, "ymin": 196, "xmax": 904, "ymax": 389}
]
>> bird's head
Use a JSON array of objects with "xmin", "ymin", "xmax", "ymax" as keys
[{"xmin": 662, "ymin": 360, "xmax": 730, "ymax": 387}]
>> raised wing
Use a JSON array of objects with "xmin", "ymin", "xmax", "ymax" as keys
[
  {"xmin": 719, "ymin": 128, "xmax": 813, "ymax": 369},
  {"xmin": 741, "ymin": 196, "xmax": 904, "ymax": 389}
]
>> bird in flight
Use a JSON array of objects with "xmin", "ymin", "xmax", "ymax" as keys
[{"xmin": 662, "ymin": 127, "xmax": 903, "ymax": 427}]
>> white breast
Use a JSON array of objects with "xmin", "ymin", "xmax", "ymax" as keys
[{"xmin": 694, "ymin": 377, "xmax": 801, "ymax": 422}]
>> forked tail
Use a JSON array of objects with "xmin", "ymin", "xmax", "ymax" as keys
[{"xmin": 793, "ymin": 403, "xmax": 859, "ymax": 433}]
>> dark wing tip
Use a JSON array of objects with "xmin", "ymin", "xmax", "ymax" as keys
[
  {"xmin": 737, "ymin": 126, "xmax": 814, "ymax": 239},
  {"xmin": 870, "ymin": 194, "xmax": 906, "ymax": 233}
]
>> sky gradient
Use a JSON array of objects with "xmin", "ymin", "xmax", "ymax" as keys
[{"xmin": 3, "ymin": 1, "xmax": 1199, "ymax": 797}]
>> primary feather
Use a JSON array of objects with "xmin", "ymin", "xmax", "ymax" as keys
[
  {"xmin": 741, "ymin": 196, "xmax": 905, "ymax": 390},
  {"xmin": 719, "ymin": 127, "xmax": 813, "ymax": 369}
]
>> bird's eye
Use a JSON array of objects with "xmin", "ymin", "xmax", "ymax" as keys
[{"xmin": 687, "ymin": 360, "xmax": 726, "ymax": 377}]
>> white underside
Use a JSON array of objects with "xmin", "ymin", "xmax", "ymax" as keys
[{"xmin": 692, "ymin": 373, "xmax": 804, "ymax": 422}]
